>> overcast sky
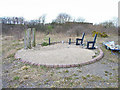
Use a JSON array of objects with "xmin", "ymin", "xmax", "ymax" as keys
[{"xmin": 0, "ymin": 0, "xmax": 119, "ymax": 24}]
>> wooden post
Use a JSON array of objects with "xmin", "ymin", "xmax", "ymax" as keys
[
  {"xmin": 27, "ymin": 28, "xmax": 31, "ymax": 49},
  {"xmin": 49, "ymin": 37, "xmax": 50, "ymax": 45},
  {"xmin": 24, "ymin": 30, "xmax": 27, "ymax": 49},
  {"xmin": 32, "ymin": 28, "xmax": 36, "ymax": 47},
  {"xmin": 69, "ymin": 38, "xmax": 71, "ymax": 45}
]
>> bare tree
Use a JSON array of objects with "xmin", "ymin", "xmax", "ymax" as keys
[
  {"xmin": 76, "ymin": 17, "xmax": 85, "ymax": 22},
  {"xmin": 15, "ymin": 17, "xmax": 19, "ymax": 24},
  {"xmin": 38, "ymin": 16, "xmax": 42, "ymax": 24},
  {"xmin": 99, "ymin": 21, "xmax": 114, "ymax": 28},
  {"xmin": 38, "ymin": 15, "xmax": 46, "ymax": 24},
  {"xmin": 1, "ymin": 16, "xmax": 46, "ymax": 25},
  {"xmin": 19, "ymin": 17, "xmax": 24, "ymax": 24},
  {"xmin": 2, "ymin": 17, "xmax": 7, "ymax": 24},
  {"xmin": 24, "ymin": 21, "xmax": 29, "ymax": 25},
  {"xmin": 41, "ymin": 15, "xmax": 46, "ymax": 24},
  {"xmin": 7, "ymin": 17, "xmax": 12, "ymax": 24},
  {"xmin": 55, "ymin": 13, "xmax": 72, "ymax": 23},
  {"xmin": 29, "ymin": 20, "xmax": 35, "ymax": 25},
  {"xmin": 12, "ymin": 17, "xmax": 16, "ymax": 24},
  {"xmin": 111, "ymin": 17, "xmax": 118, "ymax": 27},
  {"xmin": 99, "ymin": 17, "xmax": 118, "ymax": 28}
]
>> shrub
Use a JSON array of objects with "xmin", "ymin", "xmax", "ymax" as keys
[
  {"xmin": 7, "ymin": 53, "xmax": 15, "ymax": 58},
  {"xmin": 46, "ymin": 25, "xmax": 53, "ymax": 34},
  {"xmin": 92, "ymin": 31, "xmax": 98, "ymax": 37},
  {"xmin": 92, "ymin": 31, "xmax": 96, "ymax": 34},
  {"xmin": 92, "ymin": 31, "xmax": 108, "ymax": 38},
  {"xmin": 82, "ymin": 76, "xmax": 86, "ymax": 80},
  {"xmin": 101, "ymin": 32, "xmax": 108, "ymax": 38},
  {"xmin": 47, "ymin": 25, "xmax": 53, "ymax": 30},
  {"xmin": 13, "ymin": 76, "xmax": 20, "ymax": 80},
  {"xmin": 98, "ymin": 32, "xmax": 108, "ymax": 38},
  {"xmin": 41, "ymin": 42, "xmax": 49, "ymax": 46},
  {"xmin": 64, "ymin": 70, "xmax": 69, "ymax": 73},
  {"xmin": 86, "ymin": 74, "xmax": 90, "ymax": 77}
]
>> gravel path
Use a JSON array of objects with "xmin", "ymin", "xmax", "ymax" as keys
[{"xmin": 15, "ymin": 43, "xmax": 96, "ymax": 65}]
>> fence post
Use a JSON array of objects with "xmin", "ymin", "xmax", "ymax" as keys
[
  {"xmin": 69, "ymin": 38, "xmax": 71, "ymax": 45},
  {"xmin": 24, "ymin": 30, "xmax": 27, "ymax": 49},
  {"xmin": 49, "ymin": 37, "xmax": 50, "ymax": 45},
  {"xmin": 32, "ymin": 28, "xmax": 36, "ymax": 47},
  {"xmin": 27, "ymin": 28, "xmax": 31, "ymax": 49}
]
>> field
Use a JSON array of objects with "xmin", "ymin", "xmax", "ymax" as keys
[{"xmin": 1, "ymin": 28, "xmax": 119, "ymax": 88}]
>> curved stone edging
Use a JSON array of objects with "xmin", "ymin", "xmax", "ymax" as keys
[{"xmin": 14, "ymin": 48, "xmax": 104, "ymax": 68}]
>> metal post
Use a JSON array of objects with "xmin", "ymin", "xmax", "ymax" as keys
[
  {"xmin": 69, "ymin": 38, "xmax": 71, "ymax": 45},
  {"xmin": 49, "ymin": 37, "xmax": 50, "ymax": 45},
  {"xmin": 76, "ymin": 38, "xmax": 78, "ymax": 45}
]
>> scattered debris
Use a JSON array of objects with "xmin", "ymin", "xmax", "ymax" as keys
[{"xmin": 103, "ymin": 41, "xmax": 120, "ymax": 51}]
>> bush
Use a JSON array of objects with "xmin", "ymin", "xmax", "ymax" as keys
[
  {"xmin": 102, "ymin": 32, "xmax": 108, "ymax": 37},
  {"xmin": 13, "ymin": 76, "xmax": 20, "ymax": 80},
  {"xmin": 92, "ymin": 31, "xmax": 108, "ymax": 38},
  {"xmin": 92, "ymin": 31, "xmax": 99, "ymax": 37},
  {"xmin": 41, "ymin": 42, "xmax": 49, "ymax": 46},
  {"xmin": 46, "ymin": 25, "xmax": 54, "ymax": 34},
  {"xmin": 99, "ymin": 32, "xmax": 108, "ymax": 38}
]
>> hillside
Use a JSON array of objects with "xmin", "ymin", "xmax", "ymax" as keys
[{"xmin": 2, "ymin": 23, "xmax": 118, "ymax": 39}]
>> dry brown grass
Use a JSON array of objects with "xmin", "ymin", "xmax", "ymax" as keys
[{"xmin": 2, "ymin": 31, "xmax": 118, "ymax": 88}]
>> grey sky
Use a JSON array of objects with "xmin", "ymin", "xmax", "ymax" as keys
[{"xmin": 0, "ymin": 0, "xmax": 119, "ymax": 24}]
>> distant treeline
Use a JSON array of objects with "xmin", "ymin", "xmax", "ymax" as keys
[
  {"xmin": 0, "ymin": 13, "xmax": 117, "ymax": 28},
  {"xmin": 0, "ymin": 13, "xmax": 90, "ymax": 25},
  {"xmin": 1, "ymin": 13, "xmax": 118, "ymax": 39}
]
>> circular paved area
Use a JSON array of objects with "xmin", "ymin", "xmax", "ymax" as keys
[{"xmin": 15, "ymin": 43, "xmax": 103, "ymax": 68}]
